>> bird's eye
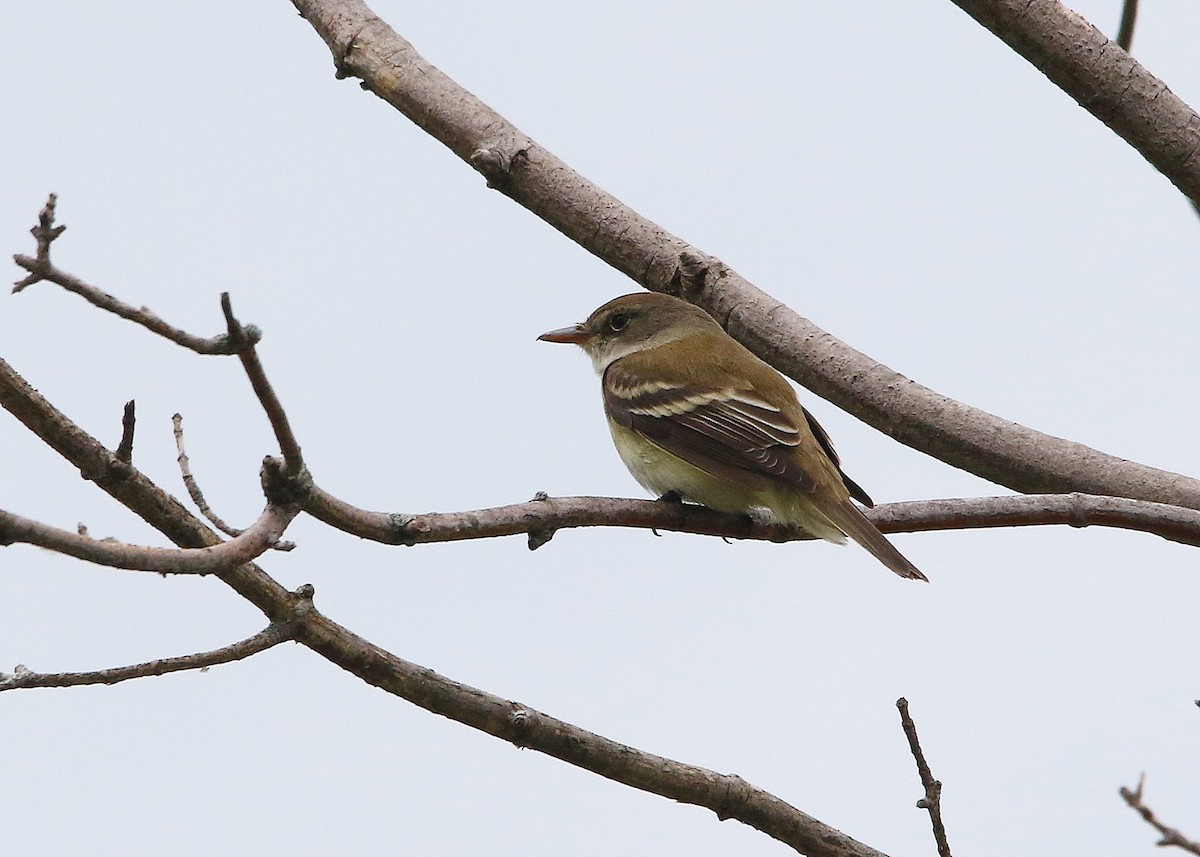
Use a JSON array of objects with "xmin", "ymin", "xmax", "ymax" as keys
[{"xmin": 608, "ymin": 313, "xmax": 630, "ymax": 332}]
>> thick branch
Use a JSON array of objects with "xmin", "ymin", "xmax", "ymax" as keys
[
  {"xmin": 288, "ymin": 0, "xmax": 1200, "ymax": 511},
  {"xmin": 948, "ymin": 0, "xmax": 1199, "ymax": 205},
  {"xmin": 0, "ymin": 619, "xmax": 300, "ymax": 692}
]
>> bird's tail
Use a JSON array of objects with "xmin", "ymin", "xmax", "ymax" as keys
[{"xmin": 818, "ymin": 495, "xmax": 927, "ymax": 581}]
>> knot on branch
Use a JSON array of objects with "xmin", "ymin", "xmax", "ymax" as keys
[
  {"xmin": 506, "ymin": 706, "xmax": 536, "ymax": 748},
  {"xmin": 715, "ymin": 774, "xmax": 751, "ymax": 822},
  {"xmin": 470, "ymin": 141, "xmax": 531, "ymax": 191},
  {"xmin": 261, "ymin": 456, "xmax": 312, "ymax": 507},
  {"xmin": 388, "ymin": 512, "xmax": 419, "ymax": 546},
  {"xmin": 526, "ymin": 490, "xmax": 556, "ymax": 549},
  {"xmin": 668, "ymin": 249, "xmax": 721, "ymax": 304},
  {"xmin": 285, "ymin": 583, "xmax": 316, "ymax": 619}
]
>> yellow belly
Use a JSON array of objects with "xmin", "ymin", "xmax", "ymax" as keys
[{"xmin": 606, "ymin": 419, "xmax": 847, "ymax": 544}]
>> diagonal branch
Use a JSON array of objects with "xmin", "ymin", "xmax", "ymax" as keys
[
  {"xmin": 220, "ymin": 293, "xmax": 304, "ymax": 475},
  {"xmin": 0, "ymin": 357, "xmax": 884, "ymax": 857},
  {"xmin": 0, "ymin": 618, "xmax": 302, "ymax": 692},
  {"xmin": 1120, "ymin": 774, "xmax": 1200, "ymax": 855},
  {"xmin": 288, "ymin": 0, "xmax": 1200, "ymax": 511},
  {"xmin": 947, "ymin": 0, "xmax": 1200, "ymax": 206}
]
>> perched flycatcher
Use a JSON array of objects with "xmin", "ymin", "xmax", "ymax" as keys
[{"xmin": 539, "ymin": 292, "xmax": 925, "ymax": 581}]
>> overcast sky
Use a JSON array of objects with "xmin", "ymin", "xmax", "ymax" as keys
[{"xmin": 3, "ymin": 3, "xmax": 1199, "ymax": 855}]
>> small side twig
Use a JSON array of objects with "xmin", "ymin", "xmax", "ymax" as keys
[
  {"xmin": 172, "ymin": 412, "xmax": 240, "ymax": 535},
  {"xmin": 0, "ymin": 617, "xmax": 303, "ymax": 692},
  {"xmin": 220, "ymin": 293, "xmax": 304, "ymax": 476},
  {"xmin": 1120, "ymin": 774, "xmax": 1200, "ymax": 855},
  {"xmin": 172, "ymin": 413, "xmax": 296, "ymax": 550},
  {"xmin": 1116, "ymin": 0, "xmax": 1138, "ymax": 51},
  {"xmin": 114, "ymin": 399, "xmax": 136, "ymax": 463},
  {"xmin": 897, "ymin": 698, "xmax": 952, "ymax": 857},
  {"xmin": 12, "ymin": 193, "xmax": 66, "ymax": 291}
]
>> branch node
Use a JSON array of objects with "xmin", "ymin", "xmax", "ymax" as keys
[
  {"xmin": 716, "ymin": 774, "xmax": 750, "ymax": 822},
  {"xmin": 897, "ymin": 697, "xmax": 953, "ymax": 857},
  {"xmin": 469, "ymin": 141, "xmax": 530, "ymax": 190},
  {"xmin": 12, "ymin": 193, "xmax": 65, "ymax": 292},
  {"xmin": 670, "ymin": 249, "xmax": 715, "ymax": 303},
  {"xmin": 333, "ymin": 28, "xmax": 364, "ymax": 80},
  {"xmin": 261, "ymin": 456, "xmax": 311, "ymax": 508},
  {"xmin": 115, "ymin": 399, "xmax": 136, "ymax": 463},
  {"xmin": 507, "ymin": 706, "xmax": 534, "ymax": 747},
  {"xmin": 1120, "ymin": 772, "xmax": 1200, "ymax": 854},
  {"xmin": 388, "ymin": 513, "xmax": 420, "ymax": 546},
  {"xmin": 286, "ymin": 583, "xmax": 316, "ymax": 618}
]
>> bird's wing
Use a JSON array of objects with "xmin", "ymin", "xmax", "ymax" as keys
[
  {"xmin": 603, "ymin": 360, "xmax": 817, "ymax": 492},
  {"xmin": 800, "ymin": 408, "xmax": 874, "ymax": 507}
]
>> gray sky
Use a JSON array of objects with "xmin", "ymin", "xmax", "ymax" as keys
[{"xmin": 3, "ymin": 2, "xmax": 1199, "ymax": 855}]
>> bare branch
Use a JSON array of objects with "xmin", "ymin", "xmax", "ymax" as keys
[
  {"xmin": 11, "ymin": 193, "xmax": 66, "ymax": 291},
  {"xmin": 1, "ymin": 355, "xmax": 886, "ymax": 857},
  {"xmin": 293, "ymin": 479, "xmax": 1200, "ymax": 551},
  {"xmin": 11, "ymin": 199, "xmax": 258, "ymax": 354},
  {"xmin": 288, "ymin": 0, "xmax": 1200, "ymax": 512},
  {"xmin": 1120, "ymin": 774, "xmax": 1200, "ymax": 855},
  {"xmin": 292, "ymin": 612, "xmax": 889, "ymax": 857},
  {"xmin": 0, "ymin": 617, "xmax": 302, "ymax": 692},
  {"xmin": 221, "ymin": 293, "xmax": 304, "ymax": 476},
  {"xmin": 172, "ymin": 411, "xmax": 241, "ymax": 537},
  {"xmin": 948, "ymin": 0, "xmax": 1200, "ymax": 205},
  {"xmin": 0, "ymin": 503, "xmax": 298, "ymax": 574},
  {"xmin": 897, "ymin": 698, "xmax": 952, "ymax": 857},
  {"xmin": 114, "ymin": 399, "xmax": 136, "ymax": 463},
  {"xmin": 1116, "ymin": 0, "xmax": 1139, "ymax": 51}
]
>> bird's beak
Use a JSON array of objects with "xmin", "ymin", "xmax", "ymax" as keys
[{"xmin": 537, "ymin": 324, "xmax": 593, "ymax": 345}]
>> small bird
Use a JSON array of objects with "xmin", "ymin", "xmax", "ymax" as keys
[{"xmin": 539, "ymin": 292, "xmax": 925, "ymax": 581}]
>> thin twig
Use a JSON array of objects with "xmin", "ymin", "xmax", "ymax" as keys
[
  {"xmin": 1116, "ymin": 0, "xmax": 1138, "ymax": 51},
  {"xmin": 171, "ymin": 413, "xmax": 296, "ymax": 549},
  {"xmin": 114, "ymin": 399, "xmax": 136, "ymax": 463},
  {"xmin": 172, "ymin": 411, "xmax": 240, "ymax": 536},
  {"xmin": 0, "ymin": 618, "xmax": 301, "ymax": 692},
  {"xmin": 1120, "ymin": 774, "xmax": 1200, "ymax": 855},
  {"xmin": 897, "ymin": 698, "xmax": 952, "ymax": 857},
  {"xmin": 0, "ymin": 503, "xmax": 297, "ymax": 574},
  {"xmin": 220, "ymin": 293, "xmax": 304, "ymax": 476},
  {"xmin": 11, "ymin": 193, "xmax": 65, "ymax": 291}
]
